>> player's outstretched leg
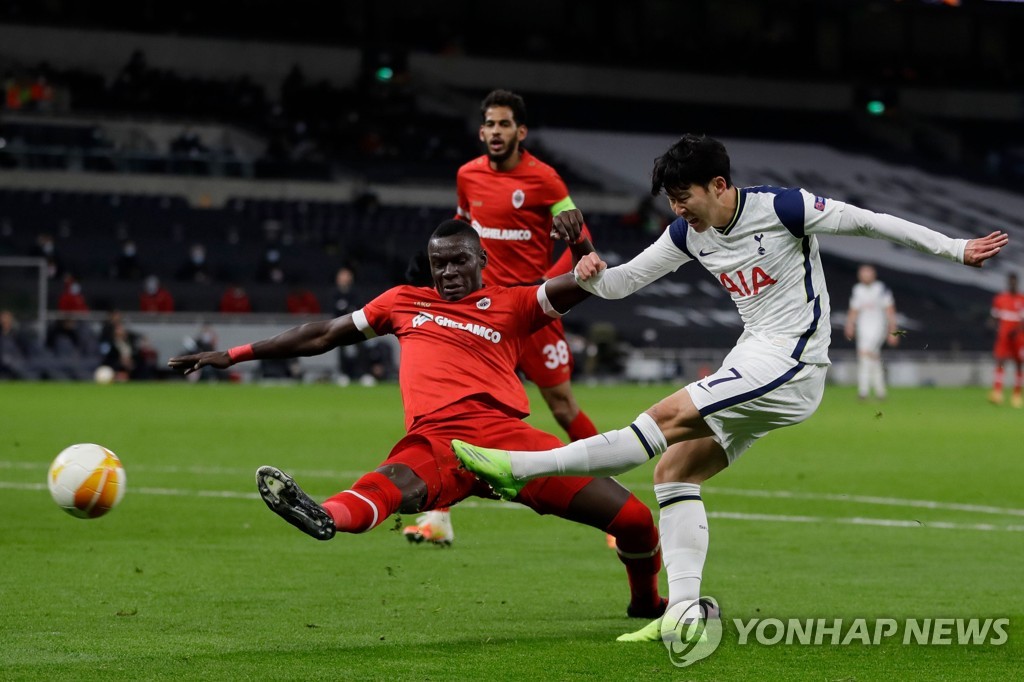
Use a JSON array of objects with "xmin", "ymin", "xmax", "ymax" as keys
[
  {"xmin": 450, "ymin": 440, "xmax": 524, "ymax": 500},
  {"xmin": 454, "ymin": 414, "xmax": 666, "ymax": 491},
  {"xmin": 256, "ymin": 465, "xmax": 336, "ymax": 541},
  {"xmin": 402, "ymin": 508, "xmax": 455, "ymax": 546}
]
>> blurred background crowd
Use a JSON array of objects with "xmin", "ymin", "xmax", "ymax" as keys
[{"xmin": 1, "ymin": 0, "xmax": 1022, "ymax": 385}]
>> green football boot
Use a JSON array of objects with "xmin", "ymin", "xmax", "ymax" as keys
[
  {"xmin": 450, "ymin": 440, "xmax": 525, "ymax": 500},
  {"xmin": 617, "ymin": 617, "xmax": 710, "ymax": 643}
]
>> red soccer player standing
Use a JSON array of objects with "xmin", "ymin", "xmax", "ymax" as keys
[
  {"xmin": 403, "ymin": 90, "xmax": 602, "ymax": 545},
  {"xmin": 989, "ymin": 273, "xmax": 1024, "ymax": 408}
]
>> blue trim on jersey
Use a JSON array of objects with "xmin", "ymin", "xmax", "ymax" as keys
[
  {"xmin": 629, "ymin": 422, "xmax": 657, "ymax": 459},
  {"xmin": 698, "ymin": 361, "xmax": 806, "ymax": 417},
  {"xmin": 773, "ymin": 188, "xmax": 806, "ymax": 238},
  {"xmin": 659, "ymin": 494, "xmax": 702, "ymax": 508},
  {"xmin": 668, "ymin": 218, "xmax": 695, "ymax": 259},
  {"xmin": 790, "ymin": 295, "xmax": 821, "ymax": 361},
  {"xmin": 800, "ymin": 236, "xmax": 814, "ymax": 301},
  {"xmin": 722, "ymin": 187, "xmax": 748, "ymax": 234}
]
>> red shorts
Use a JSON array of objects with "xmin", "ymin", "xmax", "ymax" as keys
[
  {"xmin": 381, "ymin": 398, "xmax": 593, "ymax": 515},
  {"xmin": 994, "ymin": 327, "xmax": 1024, "ymax": 361},
  {"xmin": 518, "ymin": 318, "xmax": 575, "ymax": 389}
]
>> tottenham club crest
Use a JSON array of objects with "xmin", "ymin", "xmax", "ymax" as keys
[
  {"xmin": 511, "ymin": 189, "xmax": 525, "ymax": 209},
  {"xmin": 476, "ymin": 297, "xmax": 492, "ymax": 310}
]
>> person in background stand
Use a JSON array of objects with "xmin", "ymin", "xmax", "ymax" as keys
[
  {"xmin": 219, "ymin": 284, "xmax": 252, "ymax": 313},
  {"xmin": 139, "ymin": 275, "xmax": 175, "ymax": 313},
  {"xmin": 333, "ymin": 265, "xmax": 369, "ymax": 386}
]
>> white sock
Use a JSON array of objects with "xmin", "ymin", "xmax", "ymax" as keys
[
  {"xmin": 510, "ymin": 412, "xmax": 667, "ymax": 480},
  {"xmin": 655, "ymin": 482, "xmax": 709, "ymax": 615}
]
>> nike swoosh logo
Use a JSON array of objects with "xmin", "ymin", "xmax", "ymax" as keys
[{"xmin": 699, "ymin": 249, "xmax": 717, "ymax": 257}]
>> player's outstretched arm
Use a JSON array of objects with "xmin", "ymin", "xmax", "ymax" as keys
[
  {"xmin": 963, "ymin": 231, "xmax": 1009, "ymax": 268},
  {"xmin": 543, "ymin": 238, "xmax": 606, "ymax": 313},
  {"xmin": 167, "ymin": 315, "xmax": 366, "ymax": 376}
]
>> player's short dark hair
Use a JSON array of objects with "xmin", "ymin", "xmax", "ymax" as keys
[
  {"xmin": 431, "ymin": 219, "xmax": 480, "ymax": 244},
  {"xmin": 481, "ymin": 89, "xmax": 527, "ymax": 126},
  {"xmin": 651, "ymin": 134, "xmax": 732, "ymax": 196}
]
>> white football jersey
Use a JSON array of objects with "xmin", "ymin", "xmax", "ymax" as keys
[
  {"xmin": 849, "ymin": 281, "xmax": 894, "ymax": 335},
  {"xmin": 577, "ymin": 186, "xmax": 966, "ymax": 366}
]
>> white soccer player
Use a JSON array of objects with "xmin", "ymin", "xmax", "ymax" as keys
[
  {"xmin": 453, "ymin": 134, "xmax": 1008, "ymax": 642},
  {"xmin": 845, "ymin": 264, "xmax": 898, "ymax": 400}
]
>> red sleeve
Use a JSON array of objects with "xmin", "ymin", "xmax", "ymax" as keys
[
  {"xmin": 543, "ymin": 170, "xmax": 571, "ymax": 206},
  {"xmin": 360, "ymin": 287, "xmax": 402, "ymax": 336},
  {"xmin": 515, "ymin": 285, "xmax": 555, "ymax": 334},
  {"xmin": 540, "ymin": 168, "xmax": 587, "ymax": 278},
  {"xmin": 544, "ymin": 224, "xmax": 593, "ymax": 279},
  {"xmin": 455, "ymin": 168, "xmax": 470, "ymax": 222}
]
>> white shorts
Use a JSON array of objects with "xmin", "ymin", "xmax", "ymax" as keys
[
  {"xmin": 685, "ymin": 340, "xmax": 827, "ymax": 464},
  {"xmin": 855, "ymin": 324, "xmax": 887, "ymax": 353}
]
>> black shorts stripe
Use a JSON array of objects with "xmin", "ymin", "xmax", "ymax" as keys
[{"xmin": 698, "ymin": 361, "xmax": 806, "ymax": 417}]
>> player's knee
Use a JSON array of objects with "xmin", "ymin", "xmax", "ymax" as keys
[
  {"xmin": 653, "ymin": 443, "xmax": 725, "ymax": 484},
  {"xmin": 375, "ymin": 463, "xmax": 428, "ymax": 513},
  {"xmin": 608, "ymin": 493, "xmax": 655, "ymax": 534}
]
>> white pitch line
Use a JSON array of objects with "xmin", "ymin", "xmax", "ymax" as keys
[
  {"xmin": 4, "ymin": 480, "xmax": 1024, "ymax": 532},
  {"xmin": 700, "ymin": 486, "xmax": 1024, "ymax": 517},
  {"xmin": 5, "ymin": 459, "xmax": 1024, "ymax": 518},
  {"xmin": 708, "ymin": 511, "xmax": 1024, "ymax": 533},
  {"xmin": 0, "ymin": 460, "xmax": 368, "ymax": 479}
]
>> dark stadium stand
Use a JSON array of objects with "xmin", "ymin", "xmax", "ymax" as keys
[{"xmin": 1, "ymin": 1, "xmax": 1021, "ymax": 382}]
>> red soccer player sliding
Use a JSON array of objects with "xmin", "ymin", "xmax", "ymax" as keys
[{"xmin": 168, "ymin": 219, "xmax": 666, "ymax": 619}]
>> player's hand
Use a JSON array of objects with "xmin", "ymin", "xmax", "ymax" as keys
[
  {"xmin": 963, "ymin": 231, "xmax": 1009, "ymax": 267},
  {"xmin": 552, "ymin": 209, "xmax": 585, "ymax": 243},
  {"xmin": 887, "ymin": 333, "xmax": 900, "ymax": 348},
  {"xmin": 574, "ymin": 252, "xmax": 607, "ymax": 281},
  {"xmin": 167, "ymin": 351, "xmax": 232, "ymax": 375},
  {"xmin": 844, "ymin": 324, "xmax": 854, "ymax": 341}
]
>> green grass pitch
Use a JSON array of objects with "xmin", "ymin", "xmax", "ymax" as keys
[{"xmin": 1, "ymin": 381, "xmax": 1021, "ymax": 680}]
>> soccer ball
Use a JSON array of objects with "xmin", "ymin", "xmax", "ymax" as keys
[
  {"xmin": 93, "ymin": 365, "xmax": 115, "ymax": 384},
  {"xmin": 47, "ymin": 443, "xmax": 126, "ymax": 518}
]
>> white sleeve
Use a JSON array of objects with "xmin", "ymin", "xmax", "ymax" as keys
[
  {"xmin": 810, "ymin": 202, "xmax": 967, "ymax": 264},
  {"xmin": 575, "ymin": 229, "xmax": 691, "ymax": 300},
  {"xmin": 536, "ymin": 284, "xmax": 562, "ymax": 318},
  {"xmin": 848, "ymin": 285, "xmax": 863, "ymax": 311},
  {"xmin": 351, "ymin": 309, "xmax": 377, "ymax": 338}
]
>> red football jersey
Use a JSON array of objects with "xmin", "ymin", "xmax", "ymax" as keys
[
  {"xmin": 456, "ymin": 149, "xmax": 587, "ymax": 286},
  {"xmin": 992, "ymin": 291, "xmax": 1024, "ymax": 333},
  {"xmin": 357, "ymin": 284, "xmax": 556, "ymax": 429}
]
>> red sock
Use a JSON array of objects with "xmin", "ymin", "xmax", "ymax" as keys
[
  {"xmin": 606, "ymin": 494, "xmax": 663, "ymax": 614},
  {"xmin": 993, "ymin": 366, "xmax": 1005, "ymax": 391},
  {"xmin": 1014, "ymin": 370, "xmax": 1023, "ymax": 393},
  {"xmin": 322, "ymin": 472, "xmax": 403, "ymax": 533},
  {"xmin": 566, "ymin": 410, "xmax": 599, "ymax": 441}
]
